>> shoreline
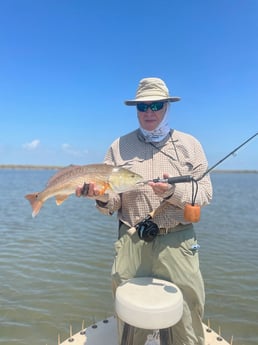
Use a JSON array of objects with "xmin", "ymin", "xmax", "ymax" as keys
[
  {"xmin": 0, "ymin": 164, "xmax": 257, "ymax": 174},
  {"xmin": 0, "ymin": 164, "xmax": 62, "ymax": 170}
]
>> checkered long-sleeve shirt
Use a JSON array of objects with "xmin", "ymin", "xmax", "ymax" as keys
[{"xmin": 96, "ymin": 129, "xmax": 212, "ymax": 229}]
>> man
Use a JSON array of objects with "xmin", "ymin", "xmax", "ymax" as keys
[{"xmin": 77, "ymin": 77, "xmax": 212, "ymax": 345}]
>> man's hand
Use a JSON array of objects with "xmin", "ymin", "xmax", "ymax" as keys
[
  {"xmin": 148, "ymin": 173, "xmax": 174, "ymax": 198},
  {"xmin": 75, "ymin": 182, "xmax": 101, "ymax": 198},
  {"xmin": 75, "ymin": 182, "xmax": 109, "ymax": 203}
]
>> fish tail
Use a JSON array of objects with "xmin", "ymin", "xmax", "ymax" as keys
[{"xmin": 25, "ymin": 193, "xmax": 43, "ymax": 218}]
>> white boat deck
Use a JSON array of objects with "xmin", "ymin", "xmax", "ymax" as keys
[{"xmin": 59, "ymin": 316, "xmax": 231, "ymax": 345}]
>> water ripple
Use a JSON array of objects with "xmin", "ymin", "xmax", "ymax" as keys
[{"xmin": 0, "ymin": 171, "xmax": 258, "ymax": 344}]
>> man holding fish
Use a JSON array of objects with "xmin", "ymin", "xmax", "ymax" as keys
[{"xmin": 76, "ymin": 77, "xmax": 213, "ymax": 345}]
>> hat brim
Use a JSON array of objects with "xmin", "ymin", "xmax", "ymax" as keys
[{"xmin": 124, "ymin": 96, "xmax": 181, "ymax": 105}]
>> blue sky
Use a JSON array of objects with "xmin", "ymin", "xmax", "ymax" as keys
[{"xmin": 0, "ymin": 0, "xmax": 257, "ymax": 170}]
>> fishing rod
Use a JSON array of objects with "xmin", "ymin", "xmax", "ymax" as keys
[
  {"xmin": 143, "ymin": 131, "xmax": 258, "ymax": 185},
  {"xmin": 196, "ymin": 131, "xmax": 258, "ymax": 182},
  {"xmin": 137, "ymin": 132, "xmax": 257, "ymax": 225}
]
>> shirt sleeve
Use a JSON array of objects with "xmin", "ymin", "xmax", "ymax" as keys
[{"xmin": 95, "ymin": 192, "xmax": 121, "ymax": 215}]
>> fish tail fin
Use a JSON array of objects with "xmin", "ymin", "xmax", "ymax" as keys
[{"xmin": 25, "ymin": 193, "xmax": 43, "ymax": 218}]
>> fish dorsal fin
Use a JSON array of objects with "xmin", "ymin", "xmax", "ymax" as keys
[{"xmin": 55, "ymin": 195, "xmax": 69, "ymax": 205}]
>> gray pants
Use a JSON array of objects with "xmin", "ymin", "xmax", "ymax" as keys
[{"xmin": 112, "ymin": 223, "xmax": 205, "ymax": 345}]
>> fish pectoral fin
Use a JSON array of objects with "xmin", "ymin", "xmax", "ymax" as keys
[
  {"xmin": 55, "ymin": 195, "xmax": 69, "ymax": 205},
  {"xmin": 99, "ymin": 182, "xmax": 110, "ymax": 195}
]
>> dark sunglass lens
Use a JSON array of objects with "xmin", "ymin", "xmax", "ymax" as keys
[
  {"xmin": 137, "ymin": 102, "xmax": 165, "ymax": 112},
  {"xmin": 137, "ymin": 103, "xmax": 148, "ymax": 112},
  {"xmin": 150, "ymin": 102, "xmax": 164, "ymax": 111}
]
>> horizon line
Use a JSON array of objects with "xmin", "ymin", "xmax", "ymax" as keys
[{"xmin": 0, "ymin": 164, "xmax": 257, "ymax": 174}]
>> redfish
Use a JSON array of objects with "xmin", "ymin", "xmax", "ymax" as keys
[{"xmin": 25, "ymin": 164, "xmax": 143, "ymax": 217}]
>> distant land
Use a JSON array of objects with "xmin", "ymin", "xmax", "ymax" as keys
[
  {"xmin": 0, "ymin": 164, "xmax": 257, "ymax": 174},
  {"xmin": 0, "ymin": 164, "xmax": 62, "ymax": 170}
]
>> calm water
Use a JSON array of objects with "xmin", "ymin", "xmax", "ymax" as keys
[{"xmin": 0, "ymin": 170, "xmax": 258, "ymax": 345}]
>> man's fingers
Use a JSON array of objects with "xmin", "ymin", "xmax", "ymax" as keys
[
  {"xmin": 76, "ymin": 183, "xmax": 100, "ymax": 198},
  {"xmin": 75, "ymin": 186, "xmax": 82, "ymax": 197},
  {"xmin": 81, "ymin": 183, "xmax": 90, "ymax": 196}
]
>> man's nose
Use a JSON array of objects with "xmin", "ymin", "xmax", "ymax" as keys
[{"xmin": 145, "ymin": 107, "xmax": 154, "ymax": 114}]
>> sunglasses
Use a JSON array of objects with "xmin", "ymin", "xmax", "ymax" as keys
[{"xmin": 136, "ymin": 101, "xmax": 165, "ymax": 112}]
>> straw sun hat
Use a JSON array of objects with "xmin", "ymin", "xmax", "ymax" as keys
[{"xmin": 124, "ymin": 77, "xmax": 181, "ymax": 105}]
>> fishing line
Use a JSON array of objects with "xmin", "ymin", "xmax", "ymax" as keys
[{"xmin": 191, "ymin": 179, "xmax": 198, "ymax": 206}]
